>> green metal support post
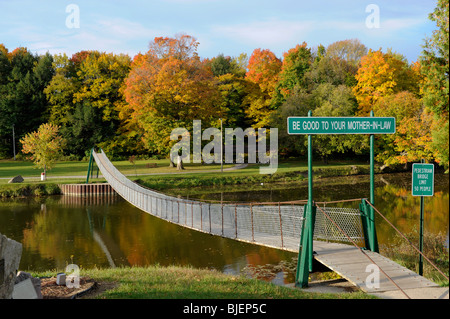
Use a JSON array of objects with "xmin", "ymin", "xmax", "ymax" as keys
[
  {"xmin": 419, "ymin": 159, "xmax": 425, "ymax": 276},
  {"xmin": 369, "ymin": 111, "xmax": 376, "ymax": 251},
  {"xmin": 358, "ymin": 111, "xmax": 379, "ymax": 252},
  {"xmin": 86, "ymin": 148, "xmax": 94, "ymax": 184},
  {"xmin": 419, "ymin": 194, "xmax": 424, "ymax": 275},
  {"xmin": 295, "ymin": 111, "xmax": 317, "ymax": 288}
]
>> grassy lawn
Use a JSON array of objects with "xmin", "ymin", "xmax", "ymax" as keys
[
  {"xmin": 0, "ymin": 158, "xmax": 234, "ymax": 179},
  {"xmin": 33, "ymin": 265, "xmax": 375, "ymax": 299},
  {"xmin": 0, "ymin": 158, "xmax": 236, "ymax": 184},
  {"xmin": 0, "ymin": 157, "xmax": 369, "ymax": 184}
]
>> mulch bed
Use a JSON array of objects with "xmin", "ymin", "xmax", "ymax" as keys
[{"xmin": 40, "ymin": 277, "xmax": 98, "ymax": 299}]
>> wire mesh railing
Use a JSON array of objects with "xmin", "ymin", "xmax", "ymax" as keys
[{"xmin": 92, "ymin": 149, "xmax": 365, "ymax": 251}]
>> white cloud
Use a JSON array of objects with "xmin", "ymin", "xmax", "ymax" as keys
[
  {"xmin": 381, "ymin": 18, "xmax": 425, "ymax": 31},
  {"xmin": 3, "ymin": 15, "xmax": 166, "ymax": 57},
  {"xmin": 212, "ymin": 19, "xmax": 313, "ymax": 47}
]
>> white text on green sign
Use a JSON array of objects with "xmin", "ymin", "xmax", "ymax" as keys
[
  {"xmin": 287, "ymin": 117, "xmax": 396, "ymax": 135},
  {"xmin": 412, "ymin": 163, "xmax": 434, "ymax": 197}
]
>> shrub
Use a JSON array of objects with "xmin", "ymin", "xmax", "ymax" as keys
[{"xmin": 45, "ymin": 184, "xmax": 61, "ymax": 195}]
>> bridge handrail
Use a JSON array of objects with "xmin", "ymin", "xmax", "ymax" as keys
[
  {"xmin": 364, "ymin": 199, "xmax": 449, "ymax": 282},
  {"xmin": 92, "ymin": 149, "xmax": 366, "ymax": 248},
  {"xmin": 315, "ymin": 204, "xmax": 412, "ymax": 299}
]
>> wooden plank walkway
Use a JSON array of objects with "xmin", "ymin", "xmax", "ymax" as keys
[{"xmin": 312, "ymin": 241, "xmax": 439, "ymax": 294}]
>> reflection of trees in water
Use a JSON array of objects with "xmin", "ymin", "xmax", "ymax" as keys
[
  {"xmin": 375, "ymin": 182, "xmax": 449, "ymax": 245},
  {"xmin": 1, "ymin": 173, "xmax": 447, "ymax": 277},
  {"xmin": 185, "ymin": 173, "xmax": 448, "ymax": 247}
]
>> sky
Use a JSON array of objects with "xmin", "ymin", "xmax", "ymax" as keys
[{"xmin": 0, "ymin": 0, "xmax": 439, "ymax": 63}]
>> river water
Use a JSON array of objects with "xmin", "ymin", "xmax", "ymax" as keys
[{"xmin": 0, "ymin": 172, "xmax": 448, "ymax": 285}]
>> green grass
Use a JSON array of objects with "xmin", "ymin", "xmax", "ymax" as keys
[
  {"xmin": 0, "ymin": 158, "xmax": 370, "ymax": 197},
  {"xmin": 32, "ymin": 265, "xmax": 375, "ymax": 299},
  {"xmin": 0, "ymin": 158, "xmax": 235, "ymax": 180},
  {"xmin": 133, "ymin": 161, "xmax": 369, "ymax": 192},
  {"xmin": 380, "ymin": 229, "xmax": 449, "ymax": 286},
  {"xmin": 0, "ymin": 158, "xmax": 368, "ymax": 179}
]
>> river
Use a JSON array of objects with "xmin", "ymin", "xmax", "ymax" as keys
[{"xmin": 0, "ymin": 172, "xmax": 448, "ymax": 285}]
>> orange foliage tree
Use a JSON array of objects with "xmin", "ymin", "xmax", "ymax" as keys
[
  {"xmin": 123, "ymin": 34, "xmax": 222, "ymax": 155},
  {"xmin": 244, "ymin": 48, "xmax": 282, "ymax": 127}
]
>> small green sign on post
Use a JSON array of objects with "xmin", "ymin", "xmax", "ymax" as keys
[
  {"xmin": 412, "ymin": 162, "xmax": 434, "ymax": 276},
  {"xmin": 412, "ymin": 163, "xmax": 434, "ymax": 197}
]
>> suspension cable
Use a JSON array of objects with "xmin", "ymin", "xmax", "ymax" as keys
[{"xmin": 364, "ymin": 199, "xmax": 449, "ymax": 281}]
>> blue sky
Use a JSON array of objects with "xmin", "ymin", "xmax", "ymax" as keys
[{"xmin": 0, "ymin": 0, "xmax": 438, "ymax": 63}]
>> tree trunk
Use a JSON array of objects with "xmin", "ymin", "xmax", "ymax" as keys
[{"xmin": 177, "ymin": 155, "xmax": 184, "ymax": 170}]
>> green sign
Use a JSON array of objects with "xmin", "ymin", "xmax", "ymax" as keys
[
  {"xmin": 412, "ymin": 163, "xmax": 434, "ymax": 196},
  {"xmin": 287, "ymin": 117, "xmax": 396, "ymax": 135}
]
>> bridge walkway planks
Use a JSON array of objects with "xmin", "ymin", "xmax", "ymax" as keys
[{"xmin": 312, "ymin": 241, "xmax": 439, "ymax": 294}]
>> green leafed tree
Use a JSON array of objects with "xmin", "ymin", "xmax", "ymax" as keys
[
  {"xmin": 419, "ymin": 0, "xmax": 449, "ymax": 169},
  {"xmin": 0, "ymin": 46, "xmax": 54, "ymax": 158},
  {"xmin": 272, "ymin": 42, "xmax": 312, "ymax": 107}
]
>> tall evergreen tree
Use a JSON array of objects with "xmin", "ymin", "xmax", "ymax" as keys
[{"xmin": 0, "ymin": 46, "xmax": 54, "ymax": 158}]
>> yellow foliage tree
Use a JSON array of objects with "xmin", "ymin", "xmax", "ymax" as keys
[
  {"xmin": 20, "ymin": 123, "xmax": 65, "ymax": 175},
  {"xmin": 373, "ymin": 92, "xmax": 434, "ymax": 167},
  {"xmin": 353, "ymin": 49, "xmax": 419, "ymax": 115}
]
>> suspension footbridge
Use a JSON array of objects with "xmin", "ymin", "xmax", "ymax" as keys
[{"xmin": 90, "ymin": 149, "xmax": 445, "ymax": 298}]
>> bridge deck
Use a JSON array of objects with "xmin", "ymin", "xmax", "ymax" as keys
[{"xmin": 312, "ymin": 241, "xmax": 439, "ymax": 293}]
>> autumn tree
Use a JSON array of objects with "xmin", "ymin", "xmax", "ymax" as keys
[
  {"xmin": 373, "ymin": 92, "xmax": 434, "ymax": 168},
  {"xmin": 244, "ymin": 48, "xmax": 282, "ymax": 127},
  {"xmin": 123, "ymin": 34, "xmax": 222, "ymax": 156},
  {"xmin": 20, "ymin": 123, "xmax": 65, "ymax": 175},
  {"xmin": 325, "ymin": 39, "xmax": 368, "ymax": 68},
  {"xmin": 44, "ymin": 51, "xmax": 132, "ymax": 158},
  {"xmin": 352, "ymin": 49, "xmax": 420, "ymax": 115},
  {"xmin": 419, "ymin": 0, "xmax": 449, "ymax": 169}
]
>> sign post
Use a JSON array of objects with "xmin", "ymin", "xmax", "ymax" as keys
[
  {"xmin": 294, "ymin": 111, "xmax": 317, "ymax": 288},
  {"xmin": 412, "ymin": 160, "xmax": 434, "ymax": 275},
  {"xmin": 288, "ymin": 112, "xmax": 395, "ymax": 287}
]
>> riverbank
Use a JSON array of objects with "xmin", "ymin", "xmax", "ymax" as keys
[
  {"xmin": 0, "ymin": 158, "xmax": 372, "ymax": 197},
  {"xmin": 32, "ymin": 265, "xmax": 375, "ymax": 299}
]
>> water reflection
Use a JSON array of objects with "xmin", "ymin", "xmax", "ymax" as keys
[
  {"xmin": 185, "ymin": 173, "xmax": 449, "ymax": 247},
  {"xmin": 0, "ymin": 195, "xmax": 295, "ymax": 284},
  {"xmin": 0, "ymin": 172, "xmax": 448, "ymax": 286}
]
